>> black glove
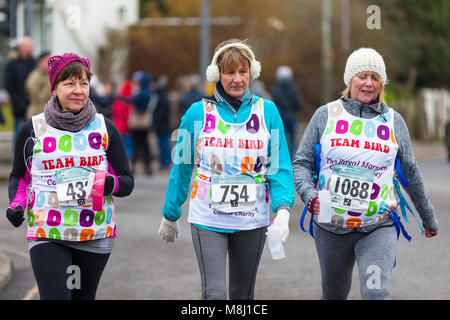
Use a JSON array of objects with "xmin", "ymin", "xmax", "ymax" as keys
[
  {"xmin": 6, "ymin": 205, "xmax": 25, "ymax": 228},
  {"xmin": 103, "ymin": 175, "xmax": 115, "ymax": 195}
]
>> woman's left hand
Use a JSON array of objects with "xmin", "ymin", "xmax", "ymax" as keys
[
  {"xmin": 307, "ymin": 196, "xmax": 320, "ymax": 215},
  {"xmin": 103, "ymin": 174, "xmax": 115, "ymax": 195},
  {"xmin": 272, "ymin": 209, "xmax": 290, "ymax": 243}
]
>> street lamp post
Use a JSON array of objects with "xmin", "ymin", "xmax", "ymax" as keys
[
  {"xmin": 25, "ymin": 0, "xmax": 33, "ymax": 36},
  {"xmin": 322, "ymin": 0, "xmax": 333, "ymax": 103},
  {"xmin": 200, "ymin": 0, "xmax": 210, "ymax": 92}
]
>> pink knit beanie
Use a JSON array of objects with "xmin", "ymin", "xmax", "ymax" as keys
[{"xmin": 48, "ymin": 53, "xmax": 91, "ymax": 91}]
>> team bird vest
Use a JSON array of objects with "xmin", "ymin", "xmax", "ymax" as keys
[
  {"xmin": 187, "ymin": 98, "xmax": 271, "ymax": 230},
  {"xmin": 318, "ymin": 99, "xmax": 398, "ymax": 228},
  {"xmin": 26, "ymin": 113, "xmax": 116, "ymax": 241}
]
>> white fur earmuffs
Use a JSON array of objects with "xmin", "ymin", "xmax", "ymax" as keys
[{"xmin": 205, "ymin": 42, "xmax": 261, "ymax": 83}]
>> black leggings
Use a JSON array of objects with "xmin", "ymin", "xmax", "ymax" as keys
[{"xmin": 29, "ymin": 242, "xmax": 110, "ymax": 300}]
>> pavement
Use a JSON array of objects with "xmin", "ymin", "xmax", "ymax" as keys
[
  {"xmin": 0, "ymin": 251, "xmax": 12, "ymax": 291},
  {"xmin": 0, "ymin": 133, "xmax": 447, "ymax": 295}
]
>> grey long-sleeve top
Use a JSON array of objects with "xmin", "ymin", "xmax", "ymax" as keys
[{"xmin": 292, "ymin": 97, "xmax": 439, "ymax": 234}]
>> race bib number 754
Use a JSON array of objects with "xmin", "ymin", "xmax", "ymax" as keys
[
  {"xmin": 210, "ymin": 174, "xmax": 257, "ymax": 213},
  {"xmin": 212, "ymin": 184, "xmax": 256, "ymax": 205}
]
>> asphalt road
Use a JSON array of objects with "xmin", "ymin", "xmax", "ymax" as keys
[{"xmin": 0, "ymin": 156, "xmax": 449, "ymax": 300}]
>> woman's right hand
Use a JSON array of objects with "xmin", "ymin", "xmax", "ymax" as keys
[
  {"xmin": 159, "ymin": 217, "xmax": 179, "ymax": 243},
  {"xmin": 6, "ymin": 205, "xmax": 25, "ymax": 228},
  {"xmin": 307, "ymin": 196, "xmax": 320, "ymax": 215}
]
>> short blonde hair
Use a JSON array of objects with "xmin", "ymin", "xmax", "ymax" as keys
[
  {"xmin": 215, "ymin": 39, "xmax": 252, "ymax": 73},
  {"xmin": 341, "ymin": 73, "xmax": 385, "ymax": 108}
]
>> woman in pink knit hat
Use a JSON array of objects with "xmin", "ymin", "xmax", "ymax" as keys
[{"xmin": 6, "ymin": 53, "xmax": 134, "ymax": 299}]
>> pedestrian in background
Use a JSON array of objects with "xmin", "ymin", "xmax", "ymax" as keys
[
  {"xmin": 130, "ymin": 71, "xmax": 153, "ymax": 175},
  {"xmin": 25, "ymin": 51, "xmax": 52, "ymax": 119},
  {"xmin": 111, "ymin": 78, "xmax": 135, "ymax": 158},
  {"xmin": 3, "ymin": 36, "xmax": 36, "ymax": 150},
  {"xmin": 89, "ymin": 75, "xmax": 114, "ymax": 119},
  {"xmin": 271, "ymin": 65, "xmax": 302, "ymax": 158},
  {"xmin": 6, "ymin": 53, "xmax": 134, "ymax": 300},
  {"xmin": 179, "ymin": 74, "xmax": 203, "ymax": 115},
  {"xmin": 292, "ymin": 47, "xmax": 439, "ymax": 300},
  {"xmin": 152, "ymin": 75, "xmax": 172, "ymax": 170},
  {"xmin": 118, "ymin": 71, "xmax": 153, "ymax": 175},
  {"xmin": 251, "ymin": 79, "xmax": 270, "ymax": 99},
  {"xmin": 159, "ymin": 39, "xmax": 295, "ymax": 300}
]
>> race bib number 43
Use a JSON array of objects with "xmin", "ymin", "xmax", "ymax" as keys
[
  {"xmin": 55, "ymin": 167, "xmax": 96, "ymax": 206},
  {"xmin": 328, "ymin": 164, "xmax": 375, "ymax": 213},
  {"xmin": 211, "ymin": 174, "xmax": 256, "ymax": 213}
]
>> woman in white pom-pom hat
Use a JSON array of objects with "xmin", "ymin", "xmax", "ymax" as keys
[
  {"xmin": 159, "ymin": 39, "xmax": 295, "ymax": 299},
  {"xmin": 292, "ymin": 47, "xmax": 439, "ymax": 299}
]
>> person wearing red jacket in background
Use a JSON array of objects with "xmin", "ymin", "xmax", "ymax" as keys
[{"xmin": 111, "ymin": 80, "xmax": 134, "ymax": 158}]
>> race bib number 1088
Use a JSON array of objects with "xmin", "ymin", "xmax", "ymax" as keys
[{"xmin": 328, "ymin": 164, "xmax": 375, "ymax": 213}]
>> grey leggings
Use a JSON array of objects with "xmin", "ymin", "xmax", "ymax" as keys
[
  {"xmin": 314, "ymin": 224, "xmax": 397, "ymax": 300},
  {"xmin": 190, "ymin": 224, "xmax": 266, "ymax": 300}
]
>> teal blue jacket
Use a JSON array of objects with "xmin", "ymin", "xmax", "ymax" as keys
[{"xmin": 162, "ymin": 91, "xmax": 295, "ymax": 231}]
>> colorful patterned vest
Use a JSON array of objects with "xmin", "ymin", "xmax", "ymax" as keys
[
  {"xmin": 27, "ymin": 113, "xmax": 116, "ymax": 241},
  {"xmin": 318, "ymin": 99, "xmax": 398, "ymax": 228},
  {"xmin": 187, "ymin": 98, "xmax": 271, "ymax": 230}
]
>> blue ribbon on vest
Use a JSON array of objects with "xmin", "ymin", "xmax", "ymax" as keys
[
  {"xmin": 394, "ymin": 157, "xmax": 408, "ymax": 187},
  {"xmin": 393, "ymin": 157, "xmax": 424, "ymax": 235},
  {"xmin": 299, "ymin": 144, "xmax": 321, "ymax": 238},
  {"xmin": 387, "ymin": 209, "xmax": 410, "ymax": 268},
  {"xmin": 300, "ymin": 205, "xmax": 315, "ymax": 238},
  {"xmin": 387, "ymin": 210, "xmax": 411, "ymax": 242},
  {"xmin": 314, "ymin": 144, "xmax": 321, "ymax": 176}
]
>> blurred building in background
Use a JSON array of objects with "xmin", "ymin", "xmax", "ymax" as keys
[
  {"xmin": 0, "ymin": 0, "xmax": 448, "ymax": 142},
  {"xmin": 1, "ymin": 0, "xmax": 138, "ymax": 87}
]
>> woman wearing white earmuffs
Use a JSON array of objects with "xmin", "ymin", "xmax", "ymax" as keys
[{"xmin": 159, "ymin": 39, "xmax": 295, "ymax": 300}]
